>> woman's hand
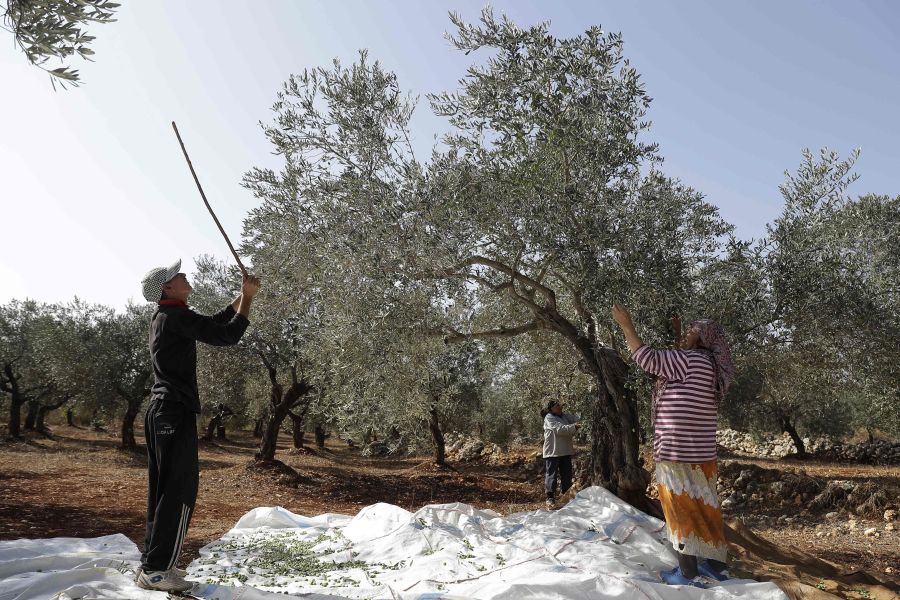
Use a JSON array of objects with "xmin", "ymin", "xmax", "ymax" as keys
[
  {"xmin": 611, "ymin": 304, "xmax": 643, "ymax": 353},
  {"xmin": 611, "ymin": 304, "xmax": 633, "ymax": 328}
]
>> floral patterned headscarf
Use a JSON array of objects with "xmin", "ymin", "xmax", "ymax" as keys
[
  {"xmin": 691, "ymin": 319, "xmax": 735, "ymax": 405},
  {"xmin": 650, "ymin": 318, "xmax": 735, "ymax": 426}
]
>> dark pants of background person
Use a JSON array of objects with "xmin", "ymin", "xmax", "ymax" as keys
[
  {"xmin": 544, "ymin": 455, "xmax": 573, "ymax": 499},
  {"xmin": 141, "ymin": 398, "xmax": 199, "ymax": 572}
]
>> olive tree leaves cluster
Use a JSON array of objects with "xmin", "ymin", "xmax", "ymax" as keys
[{"xmin": 2, "ymin": 0, "xmax": 118, "ymax": 87}]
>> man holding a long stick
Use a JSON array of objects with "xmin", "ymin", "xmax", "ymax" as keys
[{"xmin": 136, "ymin": 262, "xmax": 260, "ymax": 592}]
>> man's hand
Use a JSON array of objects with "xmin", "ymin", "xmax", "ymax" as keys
[
  {"xmin": 611, "ymin": 304, "xmax": 633, "ymax": 328},
  {"xmin": 237, "ymin": 275, "xmax": 261, "ymax": 318},
  {"xmin": 241, "ymin": 274, "xmax": 261, "ymax": 299}
]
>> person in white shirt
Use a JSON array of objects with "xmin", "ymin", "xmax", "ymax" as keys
[{"xmin": 542, "ymin": 400, "xmax": 580, "ymax": 510}]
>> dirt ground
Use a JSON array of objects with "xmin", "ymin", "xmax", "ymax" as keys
[
  {"xmin": 718, "ymin": 454, "xmax": 900, "ymax": 575},
  {"xmin": 1, "ymin": 426, "xmax": 897, "ymax": 600}
]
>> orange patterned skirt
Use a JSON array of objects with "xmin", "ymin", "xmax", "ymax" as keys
[{"xmin": 656, "ymin": 460, "xmax": 728, "ymax": 562}]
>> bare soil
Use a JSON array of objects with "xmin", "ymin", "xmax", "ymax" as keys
[{"xmin": 0, "ymin": 426, "xmax": 897, "ymax": 600}]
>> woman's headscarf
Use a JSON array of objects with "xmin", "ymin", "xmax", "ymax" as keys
[
  {"xmin": 650, "ymin": 318, "xmax": 734, "ymax": 425},
  {"xmin": 691, "ymin": 318, "xmax": 735, "ymax": 404}
]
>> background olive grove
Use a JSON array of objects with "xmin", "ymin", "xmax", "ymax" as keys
[{"xmin": 2, "ymin": 10, "xmax": 897, "ymax": 506}]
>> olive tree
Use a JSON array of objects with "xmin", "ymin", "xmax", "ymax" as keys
[
  {"xmin": 91, "ymin": 303, "xmax": 156, "ymax": 449},
  {"xmin": 0, "ymin": 301, "xmax": 57, "ymax": 436},
  {"xmin": 244, "ymin": 10, "xmax": 731, "ymax": 511}
]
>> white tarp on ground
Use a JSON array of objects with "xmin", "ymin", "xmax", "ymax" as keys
[{"xmin": 0, "ymin": 486, "xmax": 788, "ymax": 600}]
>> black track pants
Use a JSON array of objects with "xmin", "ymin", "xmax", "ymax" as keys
[
  {"xmin": 141, "ymin": 398, "xmax": 199, "ymax": 572},
  {"xmin": 544, "ymin": 455, "xmax": 573, "ymax": 499}
]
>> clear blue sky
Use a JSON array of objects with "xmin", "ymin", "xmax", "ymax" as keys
[{"xmin": 2, "ymin": 1, "xmax": 898, "ymax": 309}]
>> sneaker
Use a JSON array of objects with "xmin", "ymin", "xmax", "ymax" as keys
[
  {"xmin": 136, "ymin": 568, "xmax": 193, "ymax": 593},
  {"xmin": 545, "ymin": 498, "xmax": 556, "ymax": 511},
  {"xmin": 136, "ymin": 565, "xmax": 188, "ymax": 578},
  {"xmin": 697, "ymin": 559, "xmax": 729, "ymax": 581},
  {"xmin": 660, "ymin": 566, "xmax": 707, "ymax": 588}
]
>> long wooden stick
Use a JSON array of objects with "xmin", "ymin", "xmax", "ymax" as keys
[{"xmin": 171, "ymin": 121, "xmax": 248, "ymax": 277}]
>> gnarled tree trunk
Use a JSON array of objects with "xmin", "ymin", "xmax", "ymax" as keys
[
  {"xmin": 35, "ymin": 395, "xmax": 72, "ymax": 436},
  {"xmin": 7, "ymin": 397, "xmax": 24, "ymax": 437},
  {"xmin": 314, "ymin": 424, "xmax": 327, "ymax": 449},
  {"xmin": 24, "ymin": 400, "xmax": 40, "ymax": 431},
  {"xmin": 1, "ymin": 363, "xmax": 36, "ymax": 438},
  {"xmin": 256, "ymin": 361, "xmax": 313, "ymax": 463},
  {"xmin": 545, "ymin": 315, "xmax": 650, "ymax": 512},
  {"xmin": 204, "ymin": 404, "xmax": 234, "ymax": 442},
  {"xmin": 779, "ymin": 415, "xmax": 806, "ymax": 457},
  {"xmin": 121, "ymin": 398, "xmax": 143, "ymax": 449},
  {"xmin": 118, "ymin": 382, "xmax": 149, "ymax": 450},
  {"xmin": 443, "ymin": 290, "xmax": 653, "ymax": 514},
  {"xmin": 205, "ymin": 415, "xmax": 218, "ymax": 441},
  {"xmin": 35, "ymin": 406, "xmax": 50, "ymax": 434},
  {"xmin": 288, "ymin": 402, "xmax": 312, "ymax": 449},
  {"xmin": 291, "ymin": 419, "xmax": 305, "ymax": 448},
  {"xmin": 428, "ymin": 404, "xmax": 446, "ymax": 466}
]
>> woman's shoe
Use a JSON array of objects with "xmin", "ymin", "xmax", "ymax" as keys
[
  {"xmin": 697, "ymin": 559, "xmax": 729, "ymax": 581},
  {"xmin": 660, "ymin": 566, "xmax": 707, "ymax": 588}
]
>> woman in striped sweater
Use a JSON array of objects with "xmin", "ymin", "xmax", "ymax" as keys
[{"xmin": 611, "ymin": 304, "xmax": 735, "ymax": 587}]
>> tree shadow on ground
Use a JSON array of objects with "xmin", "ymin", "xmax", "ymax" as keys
[
  {"xmin": 0, "ymin": 498, "xmax": 144, "ymax": 543},
  {"xmin": 198, "ymin": 458, "xmax": 239, "ymax": 471},
  {"xmin": 290, "ymin": 463, "xmax": 539, "ymax": 508}
]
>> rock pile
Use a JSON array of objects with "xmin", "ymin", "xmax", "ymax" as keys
[
  {"xmin": 444, "ymin": 433, "xmax": 504, "ymax": 463},
  {"xmin": 360, "ymin": 438, "xmax": 408, "ymax": 457},
  {"xmin": 715, "ymin": 462, "xmax": 898, "ymax": 518},
  {"xmin": 810, "ymin": 440, "xmax": 900, "ymax": 465},
  {"xmin": 361, "ymin": 441, "xmax": 390, "ymax": 457},
  {"xmin": 716, "ymin": 429, "xmax": 832, "ymax": 459},
  {"xmin": 716, "ymin": 429, "xmax": 900, "ymax": 465}
]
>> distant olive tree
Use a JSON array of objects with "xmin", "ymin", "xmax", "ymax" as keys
[{"xmin": 713, "ymin": 150, "xmax": 900, "ymax": 451}]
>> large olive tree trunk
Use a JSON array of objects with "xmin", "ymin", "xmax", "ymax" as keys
[
  {"xmin": 314, "ymin": 424, "xmax": 327, "ymax": 449},
  {"xmin": 444, "ymin": 279, "xmax": 653, "ymax": 514},
  {"xmin": 120, "ymin": 396, "xmax": 144, "ymax": 449},
  {"xmin": 204, "ymin": 404, "xmax": 235, "ymax": 442},
  {"xmin": 117, "ymin": 378, "xmax": 150, "ymax": 450},
  {"xmin": 7, "ymin": 395, "xmax": 24, "ymax": 437}
]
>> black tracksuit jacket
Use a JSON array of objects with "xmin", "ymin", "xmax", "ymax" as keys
[
  {"xmin": 141, "ymin": 302, "xmax": 248, "ymax": 572},
  {"xmin": 149, "ymin": 303, "xmax": 249, "ymax": 412}
]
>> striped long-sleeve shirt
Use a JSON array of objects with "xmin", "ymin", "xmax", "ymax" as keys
[{"xmin": 632, "ymin": 345, "xmax": 718, "ymax": 464}]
